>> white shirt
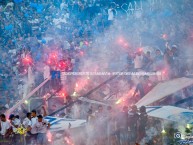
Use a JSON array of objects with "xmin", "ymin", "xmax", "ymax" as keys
[
  {"xmin": 12, "ymin": 118, "xmax": 21, "ymax": 133},
  {"xmin": 43, "ymin": 65, "xmax": 50, "ymax": 80},
  {"xmin": 22, "ymin": 117, "xmax": 31, "ymax": 129},
  {"xmin": 108, "ymin": 9, "xmax": 114, "ymax": 21},
  {"xmin": 0, "ymin": 121, "xmax": 11, "ymax": 135},
  {"xmin": 34, "ymin": 120, "xmax": 49, "ymax": 134},
  {"xmin": 31, "ymin": 117, "xmax": 38, "ymax": 134}
]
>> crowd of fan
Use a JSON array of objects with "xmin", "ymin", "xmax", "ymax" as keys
[
  {"xmin": 0, "ymin": 108, "xmax": 51, "ymax": 145},
  {"xmin": 0, "ymin": 0, "xmax": 192, "ymax": 109},
  {"xmin": 0, "ymin": 105, "xmax": 158, "ymax": 145},
  {"xmin": 85, "ymin": 105, "xmax": 150, "ymax": 145},
  {"xmin": 0, "ymin": 0, "xmax": 114, "ymax": 110},
  {"xmin": 0, "ymin": 0, "xmax": 193, "ymax": 144},
  {"xmin": 59, "ymin": 104, "xmax": 163, "ymax": 145}
]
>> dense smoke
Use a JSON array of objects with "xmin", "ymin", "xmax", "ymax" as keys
[{"xmin": 1, "ymin": 0, "xmax": 193, "ymax": 144}]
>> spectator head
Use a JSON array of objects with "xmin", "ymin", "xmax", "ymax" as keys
[
  {"xmin": 0, "ymin": 114, "xmax": 6, "ymax": 122},
  {"xmin": 15, "ymin": 115, "xmax": 19, "ymax": 119},
  {"xmin": 146, "ymin": 51, "xmax": 151, "ymax": 56},
  {"xmin": 37, "ymin": 115, "xmax": 43, "ymax": 122},
  {"xmin": 156, "ymin": 49, "xmax": 161, "ymax": 55},
  {"xmin": 140, "ymin": 106, "xmax": 146, "ymax": 114},
  {"xmin": 9, "ymin": 114, "xmax": 15, "ymax": 120},
  {"xmin": 31, "ymin": 109, "xmax": 37, "ymax": 117},
  {"xmin": 131, "ymin": 105, "xmax": 138, "ymax": 112},
  {"xmin": 27, "ymin": 112, "xmax": 31, "ymax": 119},
  {"xmin": 172, "ymin": 45, "xmax": 178, "ymax": 54}
]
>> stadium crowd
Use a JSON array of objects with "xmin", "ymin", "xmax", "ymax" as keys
[
  {"xmin": 0, "ymin": 108, "xmax": 51, "ymax": 145},
  {"xmin": 0, "ymin": 0, "xmax": 193, "ymax": 144},
  {"xmin": 0, "ymin": 105, "xmax": 161, "ymax": 145},
  {"xmin": 0, "ymin": 0, "xmax": 192, "ymax": 111}
]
